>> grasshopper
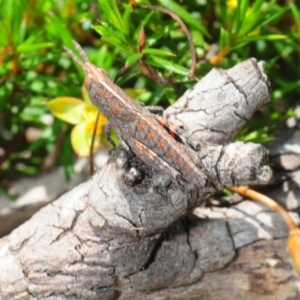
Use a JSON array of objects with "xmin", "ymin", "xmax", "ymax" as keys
[{"xmin": 64, "ymin": 41, "xmax": 206, "ymax": 187}]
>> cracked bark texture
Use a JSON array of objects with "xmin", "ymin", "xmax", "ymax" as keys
[{"xmin": 1, "ymin": 58, "xmax": 299, "ymax": 300}]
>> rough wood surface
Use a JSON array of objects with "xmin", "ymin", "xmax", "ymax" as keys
[{"xmin": 1, "ymin": 59, "xmax": 299, "ymax": 300}]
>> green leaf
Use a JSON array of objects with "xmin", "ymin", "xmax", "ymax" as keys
[
  {"xmin": 174, "ymin": 43, "xmax": 190, "ymax": 64},
  {"xmin": 98, "ymin": 0, "xmax": 123, "ymax": 32},
  {"xmin": 148, "ymin": 86, "xmax": 166, "ymax": 106},
  {"xmin": 114, "ymin": 67, "xmax": 140, "ymax": 86},
  {"xmin": 17, "ymin": 42, "xmax": 54, "ymax": 53},
  {"xmin": 97, "ymin": 22, "xmax": 134, "ymax": 45},
  {"xmin": 290, "ymin": 3, "xmax": 300, "ymax": 26},
  {"xmin": 110, "ymin": 0, "xmax": 124, "ymax": 24},
  {"xmin": 94, "ymin": 23, "xmax": 135, "ymax": 54},
  {"xmin": 0, "ymin": 185, "xmax": 14, "ymax": 201},
  {"xmin": 125, "ymin": 53, "xmax": 143, "ymax": 66},
  {"xmin": 100, "ymin": 36, "xmax": 133, "ymax": 54},
  {"xmin": 145, "ymin": 56, "xmax": 188, "ymax": 76},
  {"xmin": 17, "ymin": 165, "xmax": 38, "ymax": 175},
  {"xmin": 146, "ymin": 23, "xmax": 175, "ymax": 48},
  {"xmin": 132, "ymin": 10, "xmax": 154, "ymax": 41},
  {"xmin": 10, "ymin": 0, "xmax": 28, "ymax": 44},
  {"xmin": 0, "ymin": 82, "xmax": 13, "ymax": 113},
  {"xmin": 0, "ymin": 0, "xmax": 27, "ymax": 45},
  {"xmin": 235, "ymin": 34, "xmax": 287, "ymax": 46},
  {"xmin": 93, "ymin": 45, "xmax": 119, "ymax": 71},
  {"xmin": 163, "ymin": 84, "xmax": 177, "ymax": 104},
  {"xmin": 238, "ymin": 10, "xmax": 262, "ymax": 37},
  {"xmin": 143, "ymin": 48, "xmax": 176, "ymax": 57},
  {"xmin": 191, "ymin": 29, "xmax": 205, "ymax": 47},
  {"xmin": 232, "ymin": 0, "xmax": 249, "ymax": 34},
  {"xmin": 122, "ymin": 4, "xmax": 132, "ymax": 36},
  {"xmin": 220, "ymin": 27, "xmax": 231, "ymax": 49},
  {"xmin": 251, "ymin": 0, "xmax": 267, "ymax": 15},
  {"xmin": 273, "ymin": 79, "xmax": 300, "ymax": 96},
  {"xmin": 256, "ymin": 6, "xmax": 289, "ymax": 30},
  {"xmin": 48, "ymin": 14, "xmax": 73, "ymax": 47},
  {"xmin": 238, "ymin": 127, "xmax": 274, "ymax": 143},
  {"xmin": 238, "ymin": 4, "xmax": 288, "ymax": 37},
  {"xmin": 27, "ymin": 136, "xmax": 49, "ymax": 153},
  {"xmin": 236, "ymin": 0, "xmax": 269, "ymax": 37},
  {"xmin": 160, "ymin": 0, "xmax": 208, "ymax": 35}
]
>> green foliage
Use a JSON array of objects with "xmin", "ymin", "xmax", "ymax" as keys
[{"xmin": 0, "ymin": 0, "xmax": 298, "ymax": 194}]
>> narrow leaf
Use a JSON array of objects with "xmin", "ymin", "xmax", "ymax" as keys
[
  {"xmin": 220, "ymin": 27, "xmax": 231, "ymax": 49},
  {"xmin": 251, "ymin": 0, "xmax": 267, "ymax": 15},
  {"xmin": 98, "ymin": 0, "xmax": 123, "ymax": 32},
  {"xmin": 146, "ymin": 23, "xmax": 176, "ymax": 48},
  {"xmin": 49, "ymin": 15, "xmax": 73, "ymax": 47},
  {"xmin": 17, "ymin": 42, "xmax": 54, "ymax": 53},
  {"xmin": 238, "ymin": 11, "xmax": 261, "ymax": 37},
  {"xmin": 256, "ymin": 6, "xmax": 289, "ymax": 29},
  {"xmin": 290, "ymin": 3, "xmax": 300, "ymax": 26},
  {"xmin": 232, "ymin": 0, "xmax": 248, "ymax": 34},
  {"xmin": 122, "ymin": 4, "xmax": 132, "ymax": 36},
  {"xmin": 160, "ymin": 0, "xmax": 208, "ymax": 35},
  {"xmin": 143, "ymin": 48, "xmax": 176, "ymax": 57},
  {"xmin": 236, "ymin": 34, "xmax": 287, "ymax": 45},
  {"xmin": 126, "ymin": 53, "xmax": 143, "ymax": 66},
  {"xmin": 145, "ymin": 56, "xmax": 188, "ymax": 76}
]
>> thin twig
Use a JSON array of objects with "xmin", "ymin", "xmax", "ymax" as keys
[
  {"xmin": 89, "ymin": 110, "xmax": 101, "ymax": 176},
  {"xmin": 230, "ymin": 186, "xmax": 298, "ymax": 231},
  {"xmin": 93, "ymin": 0, "xmax": 100, "ymax": 22},
  {"xmin": 113, "ymin": 64, "xmax": 134, "ymax": 84},
  {"xmin": 139, "ymin": 5, "xmax": 197, "ymax": 79}
]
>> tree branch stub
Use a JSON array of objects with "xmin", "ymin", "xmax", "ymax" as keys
[{"xmin": 1, "ymin": 59, "xmax": 297, "ymax": 300}]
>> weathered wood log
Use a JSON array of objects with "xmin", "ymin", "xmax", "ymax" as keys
[{"xmin": 1, "ymin": 59, "xmax": 299, "ymax": 299}]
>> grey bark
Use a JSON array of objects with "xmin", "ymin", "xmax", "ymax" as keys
[{"xmin": 0, "ymin": 59, "xmax": 299, "ymax": 300}]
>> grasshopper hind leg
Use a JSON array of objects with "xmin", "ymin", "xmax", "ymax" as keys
[{"xmin": 105, "ymin": 120, "xmax": 116, "ymax": 149}]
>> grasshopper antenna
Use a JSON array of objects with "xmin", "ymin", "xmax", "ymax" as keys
[
  {"xmin": 63, "ymin": 40, "xmax": 89, "ymax": 69},
  {"xmin": 63, "ymin": 46, "xmax": 84, "ymax": 69},
  {"xmin": 64, "ymin": 40, "xmax": 98, "ymax": 175},
  {"xmin": 72, "ymin": 40, "xmax": 89, "ymax": 62}
]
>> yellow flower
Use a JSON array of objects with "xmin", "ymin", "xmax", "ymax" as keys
[
  {"xmin": 46, "ymin": 90, "xmax": 106, "ymax": 156},
  {"xmin": 227, "ymin": 0, "xmax": 238, "ymax": 9}
]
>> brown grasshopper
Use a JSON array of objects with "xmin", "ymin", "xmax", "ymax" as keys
[{"xmin": 64, "ymin": 41, "xmax": 206, "ymax": 187}]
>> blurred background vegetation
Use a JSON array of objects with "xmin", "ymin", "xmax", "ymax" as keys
[{"xmin": 0, "ymin": 0, "xmax": 299, "ymax": 198}]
